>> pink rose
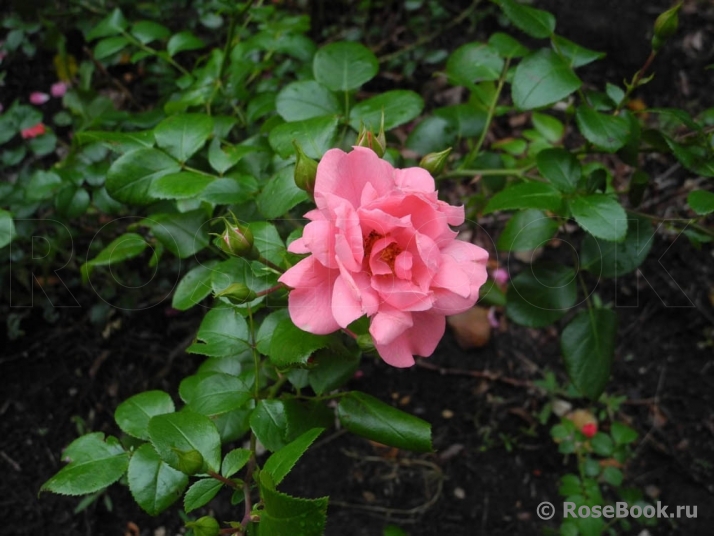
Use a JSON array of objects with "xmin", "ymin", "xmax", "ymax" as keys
[
  {"xmin": 492, "ymin": 268, "xmax": 509, "ymax": 285},
  {"xmin": 279, "ymin": 147, "xmax": 489, "ymax": 367},
  {"xmin": 51, "ymin": 82, "xmax": 68, "ymax": 98},
  {"xmin": 29, "ymin": 92, "xmax": 50, "ymax": 105},
  {"xmin": 21, "ymin": 123, "xmax": 46, "ymax": 139}
]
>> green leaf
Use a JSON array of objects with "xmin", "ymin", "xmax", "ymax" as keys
[
  {"xmin": 28, "ymin": 132, "xmax": 57, "ymax": 157},
  {"xmin": 128, "ymin": 443, "xmax": 187, "ymax": 515},
  {"xmin": 249, "ymin": 221, "xmax": 286, "ymax": 267},
  {"xmin": 0, "ymin": 209, "xmax": 16, "ymax": 249},
  {"xmin": 41, "ymin": 433, "xmax": 128, "ymax": 495},
  {"xmin": 580, "ymin": 214, "xmax": 653, "ymax": 277},
  {"xmin": 589, "ymin": 431, "xmax": 615, "ymax": 456},
  {"xmin": 268, "ymin": 317, "xmax": 331, "ymax": 368},
  {"xmin": 446, "ymin": 42, "xmax": 504, "ymax": 86},
  {"xmin": 497, "ymin": 209, "xmax": 560, "ymax": 251},
  {"xmin": 337, "ymin": 391, "xmax": 432, "ymax": 452},
  {"xmin": 606, "ymin": 83, "xmax": 625, "ymax": 107},
  {"xmin": 666, "ymin": 138, "xmax": 714, "ymax": 177},
  {"xmin": 208, "ymin": 139, "xmax": 257, "ymax": 175},
  {"xmin": 55, "ymin": 186, "xmax": 90, "ymax": 218},
  {"xmin": 167, "ymin": 31, "xmax": 205, "ymax": 56},
  {"xmin": 94, "ymin": 36, "xmax": 129, "ymax": 60},
  {"xmin": 144, "ymin": 210, "xmax": 210, "ymax": 259},
  {"xmin": 552, "ymin": 35, "xmax": 605, "ymax": 68},
  {"xmin": 186, "ymin": 306, "xmax": 251, "ymax": 357},
  {"xmin": 487, "ymin": 32, "xmax": 529, "ymax": 58},
  {"xmin": 562, "ymin": 308, "xmax": 617, "ymax": 400},
  {"xmin": 173, "ymin": 261, "xmax": 219, "ymax": 311},
  {"xmin": 86, "ymin": 8, "xmax": 128, "ymax": 40},
  {"xmin": 251, "ymin": 399, "xmax": 289, "ymax": 452},
  {"xmin": 75, "ymin": 130, "xmax": 155, "ymax": 153},
  {"xmin": 200, "ymin": 175, "xmax": 258, "ymax": 205},
  {"xmin": 82, "ymin": 233, "xmax": 147, "ymax": 280},
  {"xmin": 512, "ymin": 50, "xmax": 581, "ymax": 110},
  {"xmin": 210, "ymin": 258, "xmax": 278, "ymax": 311},
  {"xmin": 221, "ymin": 448, "xmax": 251, "ymax": 478},
  {"xmin": 131, "ymin": 20, "xmax": 171, "ymax": 44},
  {"xmin": 349, "ymin": 90, "xmax": 424, "ymax": 131},
  {"xmin": 536, "ymin": 148, "xmax": 581, "ymax": 193},
  {"xmin": 150, "ymin": 171, "xmax": 215, "ymax": 200},
  {"xmin": 611, "ymin": 422, "xmax": 638, "ymax": 445},
  {"xmin": 496, "ymin": 0, "xmax": 556, "ymax": 38},
  {"xmin": 602, "ymin": 466, "xmax": 623, "ymax": 487},
  {"xmin": 106, "ymin": 148, "xmax": 181, "ymax": 205},
  {"xmin": 433, "ymin": 105, "xmax": 487, "ymax": 138},
  {"xmin": 148, "ymin": 411, "xmax": 222, "ymax": 473},
  {"xmin": 26, "ymin": 170, "xmax": 62, "ymax": 202},
  {"xmin": 484, "ymin": 181, "xmax": 563, "ymax": 214},
  {"xmin": 569, "ymin": 194, "xmax": 627, "ymax": 242},
  {"xmin": 268, "ymin": 116, "xmax": 339, "ymax": 160},
  {"xmin": 115, "ymin": 390, "xmax": 175, "ymax": 441},
  {"xmin": 257, "ymin": 165, "xmax": 309, "ymax": 219},
  {"xmin": 258, "ymin": 473, "xmax": 328, "ymax": 536},
  {"xmin": 184, "ymin": 478, "xmax": 223, "ymax": 513},
  {"xmin": 506, "ymin": 262, "xmax": 577, "ymax": 327},
  {"xmin": 405, "ymin": 115, "xmax": 458, "ymax": 156},
  {"xmin": 575, "ymin": 106, "xmax": 630, "ymax": 152},
  {"xmin": 313, "ymin": 41, "xmax": 378, "ymax": 92},
  {"xmin": 154, "ymin": 114, "xmax": 214, "ymax": 162},
  {"xmin": 531, "ymin": 112, "xmax": 564, "ymax": 143},
  {"xmin": 276, "ymin": 81, "xmax": 341, "ymax": 122},
  {"xmin": 185, "ymin": 372, "xmax": 252, "ymax": 416},
  {"xmin": 263, "ymin": 428, "xmax": 324, "ymax": 486},
  {"xmin": 688, "ymin": 190, "xmax": 714, "ymax": 215},
  {"xmin": 308, "ymin": 347, "xmax": 361, "ymax": 395}
]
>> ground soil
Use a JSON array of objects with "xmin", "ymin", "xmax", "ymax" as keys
[{"xmin": 2, "ymin": 1, "xmax": 714, "ymax": 536}]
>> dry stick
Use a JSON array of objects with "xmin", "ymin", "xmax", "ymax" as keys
[
  {"xmin": 415, "ymin": 359, "xmax": 533, "ymax": 388},
  {"xmin": 330, "ymin": 452, "xmax": 444, "ymax": 518},
  {"xmin": 377, "ymin": 0, "xmax": 481, "ymax": 64},
  {"xmin": 83, "ymin": 46, "xmax": 139, "ymax": 108}
]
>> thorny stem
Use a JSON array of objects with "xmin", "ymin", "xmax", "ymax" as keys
[
  {"xmin": 254, "ymin": 283, "xmax": 286, "ymax": 298},
  {"xmin": 440, "ymin": 165, "xmax": 535, "ymax": 180},
  {"xmin": 626, "ymin": 209, "xmax": 714, "ymax": 238},
  {"xmin": 615, "ymin": 50, "xmax": 657, "ymax": 113},
  {"xmin": 377, "ymin": 0, "xmax": 481, "ymax": 64},
  {"xmin": 120, "ymin": 30, "xmax": 191, "ymax": 76},
  {"xmin": 242, "ymin": 307, "xmax": 260, "ymax": 530},
  {"xmin": 461, "ymin": 58, "xmax": 511, "ymax": 169},
  {"xmin": 208, "ymin": 470, "xmax": 240, "ymax": 489},
  {"xmin": 256, "ymin": 255, "xmax": 284, "ymax": 273}
]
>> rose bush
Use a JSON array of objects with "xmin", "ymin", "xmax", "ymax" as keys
[{"xmin": 279, "ymin": 147, "xmax": 489, "ymax": 367}]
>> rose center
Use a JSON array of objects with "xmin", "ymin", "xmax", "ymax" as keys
[
  {"xmin": 363, "ymin": 230, "xmax": 383, "ymax": 261},
  {"xmin": 363, "ymin": 230, "xmax": 403, "ymax": 275}
]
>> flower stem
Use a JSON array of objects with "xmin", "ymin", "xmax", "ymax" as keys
[{"xmin": 461, "ymin": 58, "xmax": 510, "ymax": 169}]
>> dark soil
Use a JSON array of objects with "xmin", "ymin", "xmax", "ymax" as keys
[{"xmin": 2, "ymin": 1, "xmax": 714, "ymax": 536}]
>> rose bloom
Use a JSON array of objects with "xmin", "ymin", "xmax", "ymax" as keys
[
  {"xmin": 51, "ymin": 81, "xmax": 68, "ymax": 98},
  {"xmin": 29, "ymin": 92, "xmax": 50, "ymax": 105},
  {"xmin": 21, "ymin": 123, "xmax": 46, "ymax": 139},
  {"xmin": 279, "ymin": 147, "xmax": 488, "ymax": 367}
]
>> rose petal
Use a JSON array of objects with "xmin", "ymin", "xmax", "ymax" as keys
[
  {"xmin": 369, "ymin": 305, "xmax": 413, "ymax": 346},
  {"xmin": 332, "ymin": 274, "xmax": 364, "ymax": 328},
  {"xmin": 279, "ymin": 257, "xmax": 340, "ymax": 334}
]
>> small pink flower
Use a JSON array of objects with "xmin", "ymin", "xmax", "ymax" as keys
[
  {"xmin": 51, "ymin": 82, "xmax": 68, "ymax": 98},
  {"xmin": 279, "ymin": 147, "xmax": 489, "ymax": 368},
  {"xmin": 487, "ymin": 307, "xmax": 499, "ymax": 329},
  {"xmin": 581, "ymin": 422, "xmax": 598, "ymax": 439},
  {"xmin": 492, "ymin": 268, "xmax": 509, "ymax": 285},
  {"xmin": 29, "ymin": 92, "xmax": 50, "ymax": 105},
  {"xmin": 21, "ymin": 123, "xmax": 46, "ymax": 139}
]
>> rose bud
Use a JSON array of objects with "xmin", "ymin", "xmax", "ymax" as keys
[
  {"xmin": 419, "ymin": 147, "xmax": 452, "ymax": 176},
  {"xmin": 293, "ymin": 141, "xmax": 318, "ymax": 196}
]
